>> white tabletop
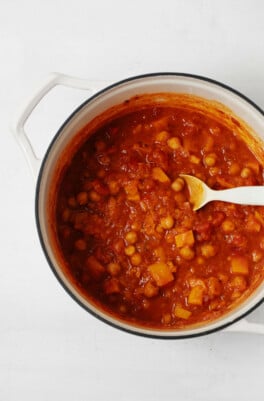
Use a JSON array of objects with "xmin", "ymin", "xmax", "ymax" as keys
[{"xmin": 1, "ymin": 0, "xmax": 264, "ymax": 400}]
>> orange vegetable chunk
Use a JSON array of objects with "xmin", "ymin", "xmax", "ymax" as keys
[
  {"xmin": 148, "ymin": 262, "xmax": 174, "ymax": 287},
  {"xmin": 152, "ymin": 167, "xmax": 170, "ymax": 183},
  {"xmin": 175, "ymin": 230, "xmax": 195, "ymax": 248},
  {"xmin": 230, "ymin": 256, "xmax": 249, "ymax": 275},
  {"xmin": 174, "ymin": 305, "xmax": 192, "ymax": 319},
  {"xmin": 188, "ymin": 286, "xmax": 204, "ymax": 306}
]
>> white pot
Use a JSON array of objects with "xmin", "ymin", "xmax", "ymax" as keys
[{"xmin": 12, "ymin": 72, "xmax": 264, "ymax": 338}]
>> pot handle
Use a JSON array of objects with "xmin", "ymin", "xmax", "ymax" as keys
[
  {"xmin": 225, "ymin": 318, "xmax": 264, "ymax": 335},
  {"xmin": 11, "ymin": 72, "xmax": 110, "ymax": 180}
]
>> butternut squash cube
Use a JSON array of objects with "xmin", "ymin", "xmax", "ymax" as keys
[
  {"xmin": 230, "ymin": 256, "xmax": 249, "ymax": 275},
  {"xmin": 148, "ymin": 262, "xmax": 174, "ymax": 287},
  {"xmin": 175, "ymin": 230, "xmax": 194, "ymax": 248},
  {"xmin": 152, "ymin": 167, "xmax": 170, "ymax": 183},
  {"xmin": 188, "ymin": 286, "xmax": 204, "ymax": 306},
  {"xmin": 174, "ymin": 305, "xmax": 192, "ymax": 319}
]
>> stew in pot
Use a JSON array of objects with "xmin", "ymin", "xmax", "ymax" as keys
[{"xmin": 54, "ymin": 101, "xmax": 264, "ymax": 328}]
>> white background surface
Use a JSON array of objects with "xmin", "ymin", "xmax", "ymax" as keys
[{"xmin": 1, "ymin": 0, "xmax": 264, "ymax": 400}]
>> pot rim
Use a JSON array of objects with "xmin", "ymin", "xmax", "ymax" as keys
[{"xmin": 35, "ymin": 72, "xmax": 264, "ymax": 339}]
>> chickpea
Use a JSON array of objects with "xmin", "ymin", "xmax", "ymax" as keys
[
  {"xmin": 179, "ymin": 246, "xmax": 195, "ymax": 260},
  {"xmin": 228, "ymin": 162, "xmax": 240, "ymax": 176},
  {"xmin": 160, "ymin": 215, "xmax": 174, "ymax": 230},
  {"xmin": 74, "ymin": 239, "xmax": 87, "ymax": 251},
  {"xmin": 131, "ymin": 253, "xmax": 142, "ymax": 266},
  {"xmin": 201, "ymin": 244, "xmax": 216, "ymax": 258},
  {"xmin": 204, "ymin": 153, "xmax": 217, "ymax": 167},
  {"xmin": 241, "ymin": 167, "xmax": 251, "ymax": 178},
  {"xmin": 125, "ymin": 245, "xmax": 135, "ymax": 256},
  {"xmin": 107, "ymin": 262, "xmax": 121, "ymax": 276},
  {"xmin": 76, "ymin": 191, "xmax": 88, "ymax": 205},
  {"xmin": 167, "ymin": 137, "xmax": 181, "ymax": 150},
  {"xmin": 89, "ymin": 190, "xmax": 101, "ymax": 202},
  {"xmin": 156, "ymin": 130, "xmax": 169, "ymax": 142},
  {"xmin": 125, "ymin": 231, "xmax": 138, "ymax": 244},
  {"xmin": 171, "ymin": 177, "xmax": 185, "ymax": 192},
  {"xmin": 221, "ymin": 219, "xmax": 235, "ymax": 233}
]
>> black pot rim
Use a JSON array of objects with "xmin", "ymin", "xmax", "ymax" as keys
[{"xmin": 35, "ymin": 72, "xmax": 264, "ymax": 339}]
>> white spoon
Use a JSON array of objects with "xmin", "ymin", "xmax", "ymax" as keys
[{"xmin": 180, "ymin": 174, "xmax": 264, "ymax": 211}]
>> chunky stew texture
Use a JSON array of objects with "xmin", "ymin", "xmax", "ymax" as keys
[{"xmin": 55, "ymin": 105, "xmax": 264, "ymax": 328}]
